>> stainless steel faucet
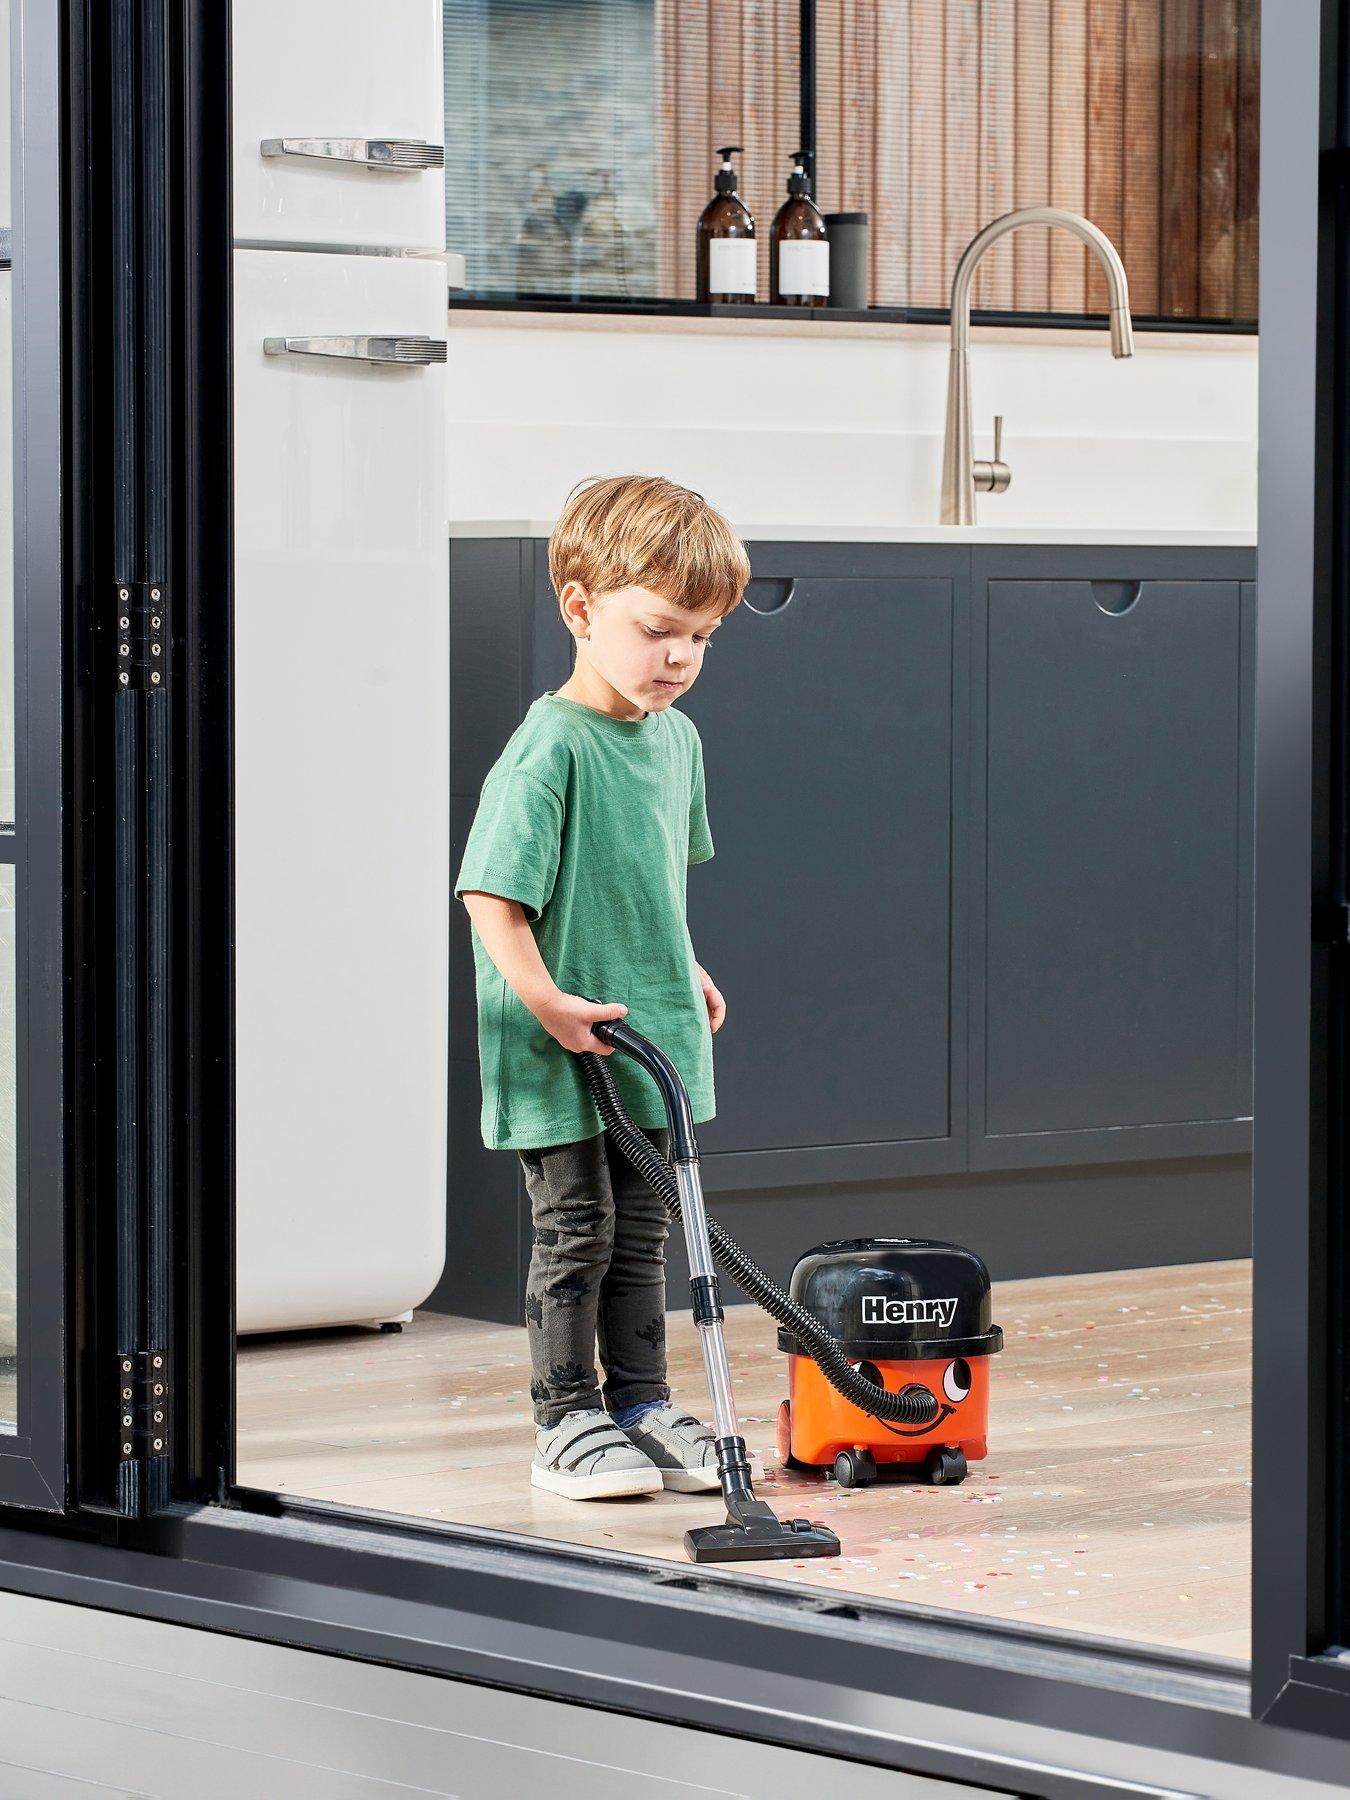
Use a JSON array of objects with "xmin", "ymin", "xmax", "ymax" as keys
[{"xmin": 939, "ymin": 207, "xmax": 1135, "ymax": 525}]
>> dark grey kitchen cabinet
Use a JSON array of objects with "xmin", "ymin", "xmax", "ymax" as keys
[
  {"xmin": 680, "ymin": 561, "xmax": 964, "ymax": 1175},
  {"xmin": 440, "ymin": 535, "xmax": 1255, "ymax": 1324},
  {"xmin": 969, "ymin": 546, "xmax": 1255, "ymax": 1171},
  {"xmin": 444, "ymin": 539, "xmax": 557, "ymax": 1323}
]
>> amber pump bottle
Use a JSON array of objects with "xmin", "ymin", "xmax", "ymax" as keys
[
  {"xmin": 696, "ymin": 146, "xmax": 756, "ymax": 303},
  {"xmin": 770, "ymin": 151, "xmax": 829, "ymax": 306}
]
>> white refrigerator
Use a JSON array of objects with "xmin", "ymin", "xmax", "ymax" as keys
[{"xmin": 231, "ymin": 0, "xmax": 450, "ymax": 1333}]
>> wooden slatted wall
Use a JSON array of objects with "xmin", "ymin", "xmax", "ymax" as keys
[
  {"xmin": 655, "ymin": 0, "xmax": 803, "ymax": 300},
  {"xmin": 656, "ymin": 0, "xmax": 1259, "ymax": 319}
]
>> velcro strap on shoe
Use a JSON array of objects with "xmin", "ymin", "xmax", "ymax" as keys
[
  {"xmin": 548, "ymin": 1418, "xmax": 630, "ymax": 1474},
  {"xmin": 649, "ymin": 1412, "xmax": 713, "ymax": 1443}
]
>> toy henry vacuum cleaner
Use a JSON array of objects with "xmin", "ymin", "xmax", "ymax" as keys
[{"xmin": 576, "ymin": 1014, "xmax": 1002, "ymax": 1565}]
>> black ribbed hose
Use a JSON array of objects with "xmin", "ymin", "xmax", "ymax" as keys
[{"xmin": 577, "ymin": 1050, "xmax": 939, "ymax": 1428}]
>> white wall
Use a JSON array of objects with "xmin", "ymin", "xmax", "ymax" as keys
[{"xmin": 445, "ymin": 314, "xmax": 1257, "ymax": 537}]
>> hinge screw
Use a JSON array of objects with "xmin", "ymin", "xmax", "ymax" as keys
[
  {"xmin": 150, "ymin": 671, "xmax": 161, "ymax": 684},
  {"xmin": 119, "ymin": 673, "xmax": 129, "ymax": 686},
  {"xmin": 150, "ymin": 587, "xmax": 160, "ymax": 600}
]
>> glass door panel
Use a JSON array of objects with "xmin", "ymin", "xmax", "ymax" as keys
[
  {"xmin": 0, "ymin": 0, "xmax": 16, "ymax": 1433},
  {"xmin": 0, "ymin": 0, "xmax": 67, "ymax": 1506}
]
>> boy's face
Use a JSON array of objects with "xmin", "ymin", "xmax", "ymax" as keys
[{"xmin": 561, "ymin": 581, "xmax": 725, "ymax": 713}]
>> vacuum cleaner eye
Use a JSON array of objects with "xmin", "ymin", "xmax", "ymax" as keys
[{"xmin": 942, "ymin": 1357, "xmax": 972, "ymax": 1403}]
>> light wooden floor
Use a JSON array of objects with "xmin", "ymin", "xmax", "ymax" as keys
[{"xmin": 237, "ymin": 1258, "xmax": 1252, "ymax": 1662}]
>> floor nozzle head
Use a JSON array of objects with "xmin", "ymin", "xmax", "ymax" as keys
[{"xmin": 685, "ymin": 1515, "xmax": 841, "ymax": 1563}]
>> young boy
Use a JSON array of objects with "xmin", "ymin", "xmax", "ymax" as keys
[{"xmin": 454, "ymin": 474, "xmax": 749, "ymax": 1500}]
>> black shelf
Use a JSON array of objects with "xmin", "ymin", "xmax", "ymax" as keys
[{"xmin": 444, "ymin": 292, "xmax": 1257, "ymax": 335}]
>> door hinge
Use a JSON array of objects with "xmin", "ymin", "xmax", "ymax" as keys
[
  {"xmin": 116, "ymin": 1349, "xmax": 170, "ymax": 1461},
  {"xmin": 114, "ymin": 581, "xmax": 169, "ymax": 691}
]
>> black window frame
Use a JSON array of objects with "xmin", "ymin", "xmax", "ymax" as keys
[
  {"xmin": 6, "ymin": 0, "xmax": 1350, "ymax": 1791},
  {"xmin": 1250, "ymin": 0, "xmax": 1350, "ymax": 1734},
  {"xmin": 443, "ymin": 0, "xmax": 1260, "ymax": 336}
]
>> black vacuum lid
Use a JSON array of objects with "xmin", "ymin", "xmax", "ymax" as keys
[{"xmin": 777, "ymin": 1237, "xmax": 1003, "ymax": 1361}]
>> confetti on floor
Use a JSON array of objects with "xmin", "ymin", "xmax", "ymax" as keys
[{"xmin": 237, "ymin": 1258, "xmax": 1252, "ymax": 1663}]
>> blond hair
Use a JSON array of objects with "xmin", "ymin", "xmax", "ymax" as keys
[{"xmin": 548, "ymin": 475, "xmax": 751, "ymax": 616}]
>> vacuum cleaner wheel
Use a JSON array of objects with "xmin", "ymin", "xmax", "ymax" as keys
[
  {"xmin": 832, "ymin": 1448, "xmax": 877, "ymax": 1489},
  {"xmin": 922, "ymin": 1446, "xmax": 968, "ymax": 1486}
]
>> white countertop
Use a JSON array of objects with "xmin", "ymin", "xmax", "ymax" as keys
[{"xmin": 448, "ymin": 520, "xmax": 1256, "ymax": 547}]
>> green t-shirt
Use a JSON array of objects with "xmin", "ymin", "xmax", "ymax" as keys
[{"xmin": 454, "ymin": 690, "xmax": 716, "ymax": 1150}]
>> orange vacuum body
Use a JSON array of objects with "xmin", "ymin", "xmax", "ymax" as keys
[{"xmin": 774, "ymin": 1238, "xmax": 1002, "ymax": 1488}]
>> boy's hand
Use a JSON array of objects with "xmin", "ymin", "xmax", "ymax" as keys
[
  {"xmin": 695, "ymin": 962, "xmax": 726, "ymax": 1033},
  {"xmin": 538, "ymin": 989, "xmax": 629, "ymax": 1056}
]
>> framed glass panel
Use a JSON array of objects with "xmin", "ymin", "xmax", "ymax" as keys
[
  {"xmin": 445, "ymin": 0, "xmax": 802, "ymax": 303},
  {"xmin": 0, "ymin": 0, "xmax": 68, "ymax": 1508},
  {"xmin": 232, "ymin": 0, "xmax": 1260, "ymax": 1673},
  {"xmin": 444, "ymin": 0, "xmax": 1258, "ymax": 326},
  {"xmin": 814, "ymin": 0, "xmax": 1260, "ymax": 324},
  {"xmin": 0, "ymin": 866, "xmax": 15, "ymax": 1435}
]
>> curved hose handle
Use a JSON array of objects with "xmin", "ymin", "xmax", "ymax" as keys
[{"xmin": 585, "ymin": 1003, "xmax": 702, "ymax": 1162}]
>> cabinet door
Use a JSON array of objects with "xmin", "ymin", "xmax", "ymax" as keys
[
  {"xmin": 683, "ymin": 576, "xmax": 957, "ymax": 1163},
  {"xmin": 233, "ymin": 250, "xmax": 449, "ymax": 1331},
  {"xmin": 232, "ymin": 0, "xmax": 445, "ymax": 251},
  {"xmin": 973, "ymin": 577, "xmax": 1254, "ymax": 1165}
]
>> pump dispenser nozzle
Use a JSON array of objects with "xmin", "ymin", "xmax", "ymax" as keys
[
  {"xmin": 714, "ymin": 145, "xmax": 743, "ymax": 194},
  {"xmin": 787, "ymin": 151, "xmax": 811, "ymax": 198}
]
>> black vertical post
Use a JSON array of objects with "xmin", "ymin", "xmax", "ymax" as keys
[
  {"xmin": 109, "ymin": 0, "xmax": 174, "ymax": 1518},
  {"xmin": 109, "ymin": 0, "xmax": 145, "ymax": 1521},
  {"xmin": 174, "ymin": 0, "xmax": 236, "ymax": 1505},
  {"xmin": 139, "ymin": 0, "xmax": 173, "ymax": 1521},
  {"xmin": 800, "ymin": 1, "xmax": 816, "ymax": 196},
  {"xmin": 1251, "ymin": 0, "xmax": 1340, "ymax": 1717},
  {"xmin": 1324, "ymin": 0, "xmax": 1350, "ymax": 1660}
]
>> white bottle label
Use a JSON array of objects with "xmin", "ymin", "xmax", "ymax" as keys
[
  {"xmin": 778, "ymin": 239, "xmax": 830, "ymax": 297},
  {"xmin": 709, "ymin": 238, "xmax": 757, "ymax": 297}
]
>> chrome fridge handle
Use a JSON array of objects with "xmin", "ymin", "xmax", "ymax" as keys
[
  {"xmin": 263, "ymin": 335, "xmax": 447, "ymax": 365},
  {"xmin": 260, "ymin": 137, "xmax": 444, "ymax": 170}
]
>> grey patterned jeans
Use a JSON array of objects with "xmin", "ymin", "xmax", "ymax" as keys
[{"xmin": 517, "ymin": 1125, "xmax": 672, "ymax": 1429}]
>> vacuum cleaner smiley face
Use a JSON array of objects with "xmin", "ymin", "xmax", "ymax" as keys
[{"xmin": 880, "ymin": 1355, "xmax": 975, "ymax": 1436}]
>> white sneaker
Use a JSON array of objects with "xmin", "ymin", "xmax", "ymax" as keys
[
  {"xmin": 532, "ymin": 1409, "xmax": 663, "ymax": 1500},
  {"xmin": 616, "ymin": 1405, "xmax": 723, "ymax": 1493}
]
